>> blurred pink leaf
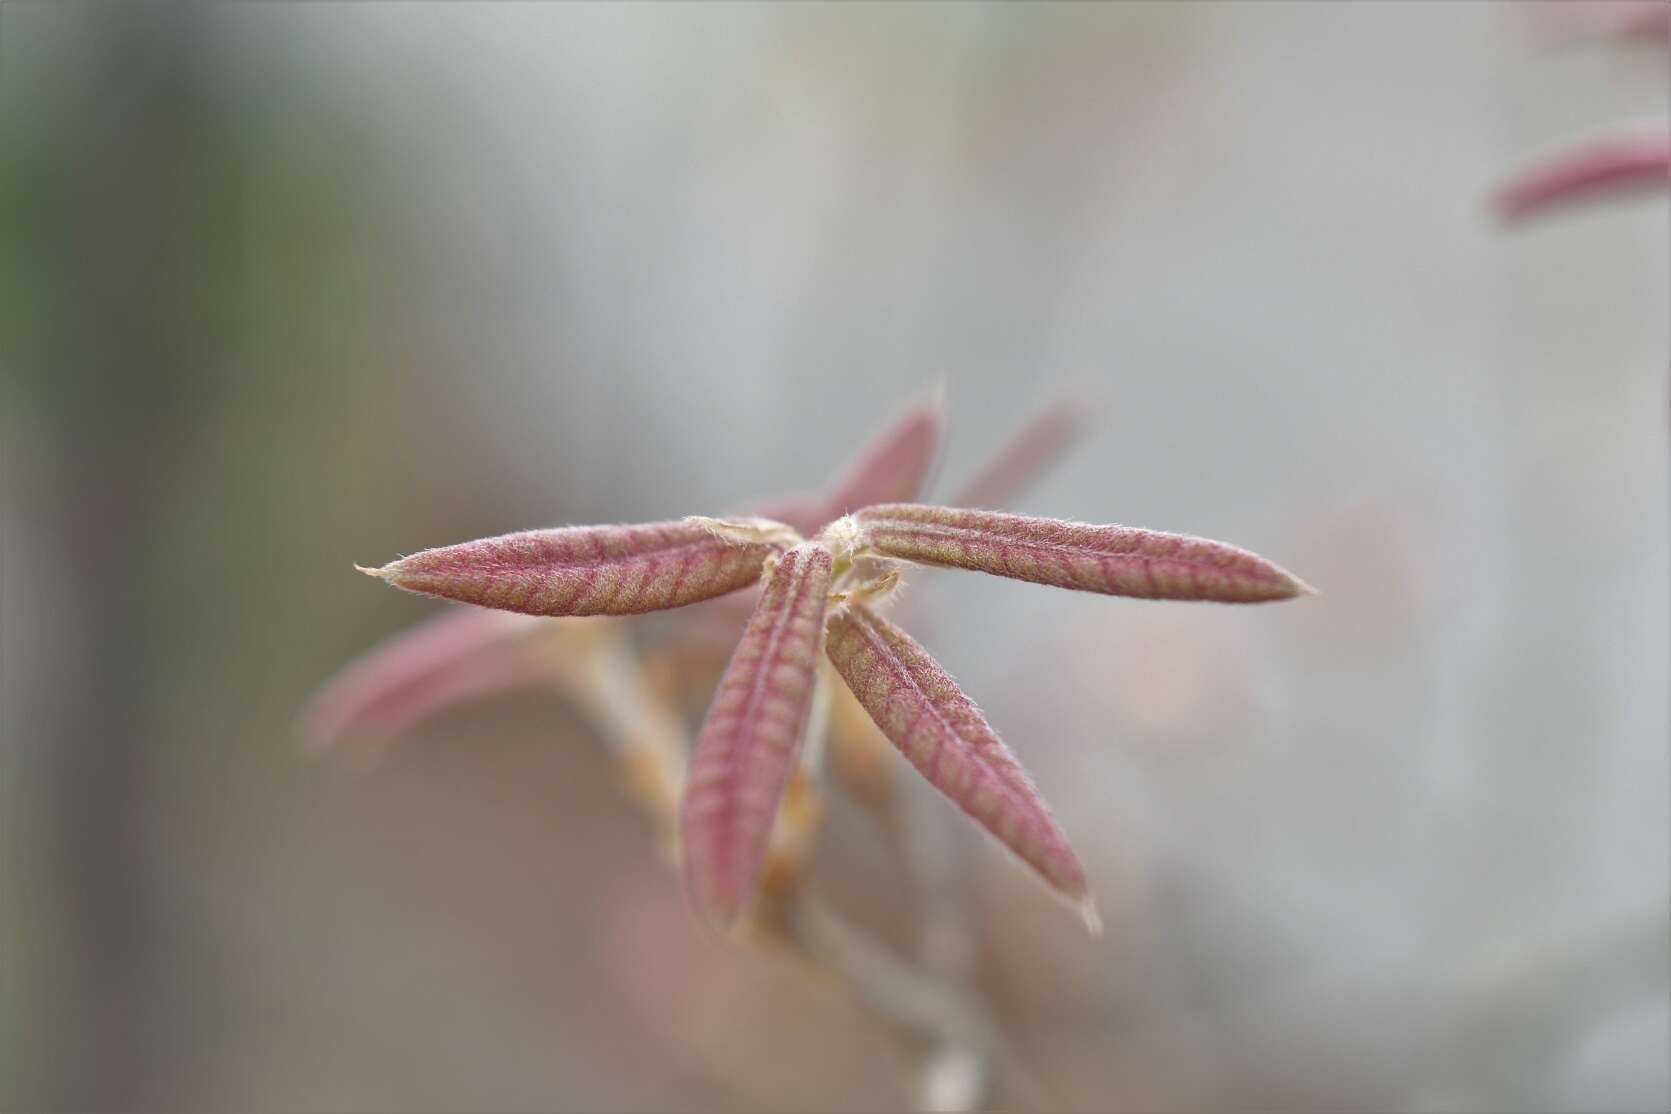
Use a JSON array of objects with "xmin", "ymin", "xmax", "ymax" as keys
[
  {"xmin": 680, "ymin": 542, "xmax": 835, "ymax": 928},
  {"xmin": 749, "ymin": 387, "xmax": 947, "ymax": 536},
  {"xmin": 1616, "ymin": 2, "xmax": 1671, "ymax": 39},
  {"xmin": 817, "ymin": 386, "xmax": 946, "ymax": 522},
  {"xmin": 741, "ymin": 492, "xmax": 826, "ymax": 538},
  {"xmin": 854, "ymin": 504, "xmax": 1311, "ymax": 603},
  {"xmin": 950, "ymin": 396, "xmax": 1089, "ymax": 510},
  {"xmin": 298, "ymin": 607, "xmax": 549, "ymax": 755},
  {"xmin": 1607, "ymin": 1, "xmax": 1671, "ymax": 39},
  {"xmin": 1523, "ymin": 0, "xmax": 1671, "ymax": 45},
  {"xmin": 825, "ymin": 603, "xmax": 1093, "ymax": 922},
  {"xmin": 361, "ymin": 521, "xmax": 776, "ymax": 616},
  {"xmin": 1495, "ymin": 136, "xmax": 1671, "ymax": 222}
]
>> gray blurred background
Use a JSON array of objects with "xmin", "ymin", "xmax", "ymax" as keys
[{"xmin": 2, "ymin": 3, "xmax": 1666, "ymax": 1111}]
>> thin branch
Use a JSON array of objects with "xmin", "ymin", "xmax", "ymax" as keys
[{"xmin": 778, "ymin": 888, "xmax": 1056, "ymax": 1113}]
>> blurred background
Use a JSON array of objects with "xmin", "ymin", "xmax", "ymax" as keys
[{"xmin": 2, "ymin": 3, "xmax": 1666, "ymax": 1111}]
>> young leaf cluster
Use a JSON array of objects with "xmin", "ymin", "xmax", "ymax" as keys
[{"xmin": 351, "ymin": 396, "xmax": 1310, "ymax": 930}]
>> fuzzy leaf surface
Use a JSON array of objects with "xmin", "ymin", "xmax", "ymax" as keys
[
  {"xmin": 365, "ymin": 521, "xmax": 774, "ymax": 617},
  {"xmin": 825, "ymin": 603, "xmax": 1089, "ymax": 904},
  {"xmin": 680, "ymin": 542, "xmax": 834, "ymax": 928},
  {"xmin": 855, "ymin": 504, "xmax": 1309, "ymax": 603}
]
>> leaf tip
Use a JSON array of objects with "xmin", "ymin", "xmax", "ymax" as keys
[
  {"xmin": 1077, "ymin": 894, "xmax": 1104, "ymax": 937},
  {"xmin": 292, "ymin": 713, "xmax": 334, "ymax": 757},
  {"xmin": 355, "ymin": 561, "xmax": 393, "ymax": 580},
  {"xmin": 1221, "ymin": 547, "xmax": 1316, "ymax": 603},
  {"xmin": 1270, "ymin": 563, "xmax": 1318, "ymax": 599},
  {"xmin": 294, "ymin": 700, "xmax": 385, "ymax": 771},
  {"xmin": 924, "ymin": 375, "xmax": 949, "ymax": 413},
  {"xmin": 679, "ymin": 853, "xmax": 748, "ymax": 940}
]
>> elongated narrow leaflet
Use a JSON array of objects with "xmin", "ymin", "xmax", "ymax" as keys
[
  {"xmin": 1495, "ymin": 136, "xmax": 1671, "ymax": 222},
  {"xmin": 298, "ymin": 607, "xmax": 549, "ymax": 753},
  {"xmin": 825, "ymin": 603, "xmax": 1091, "ymax": 912},
  {"xmin": 362, "ymin": 521, "xmax": 775, "ymax": 617},
  {"xmin": 680, "ymin": 543, "xmax": 835, "ymax": 928},
  {"xmin": 854, "ymin": 504, "xmax": 1309, "ymax": 603}
]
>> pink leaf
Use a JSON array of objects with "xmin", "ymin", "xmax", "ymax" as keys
[
  {"xmin": 1524, "ymin": 1, "xmax": 1671, "ymax": 45},
  {"xmin": 680, "ymin": 542, "xmax": 834, "ymax": 929},
  {"xmin": 1495, "ymin": 136, "xmax": 1671, "ymax": 222},
  {"xmin": 854, "ymin": 503, "xmax": 1311, "ymax": 603},
  {"xmin": 825, "ymin": 603, "xmax": 1094, "ymax": 922},
  {"xmin": 732, "ymin": 388, "xmax": 946, "ymax": 536},
  {"xmin": 1617, "ymin": 2, "xmax": 1671, "ymax": 39},
  {"xmin": 361, "ymin": 521, "xmax": 775, "ymax": 617},
  {"xmin": 819, "ymin": 387, "xmax": 946, "ymax": 521},
  {"xmin": 951, "ymin": 396, "xmax": 1090, "ymax": 510},
  {"xmin": 298, "ymin": 607, "xmax": 550, "ymax": 755}
]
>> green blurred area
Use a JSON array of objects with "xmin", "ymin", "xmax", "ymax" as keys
[{"xmin": 1, "ymin": 9, "xmax": 475, "ymax": 1107}]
